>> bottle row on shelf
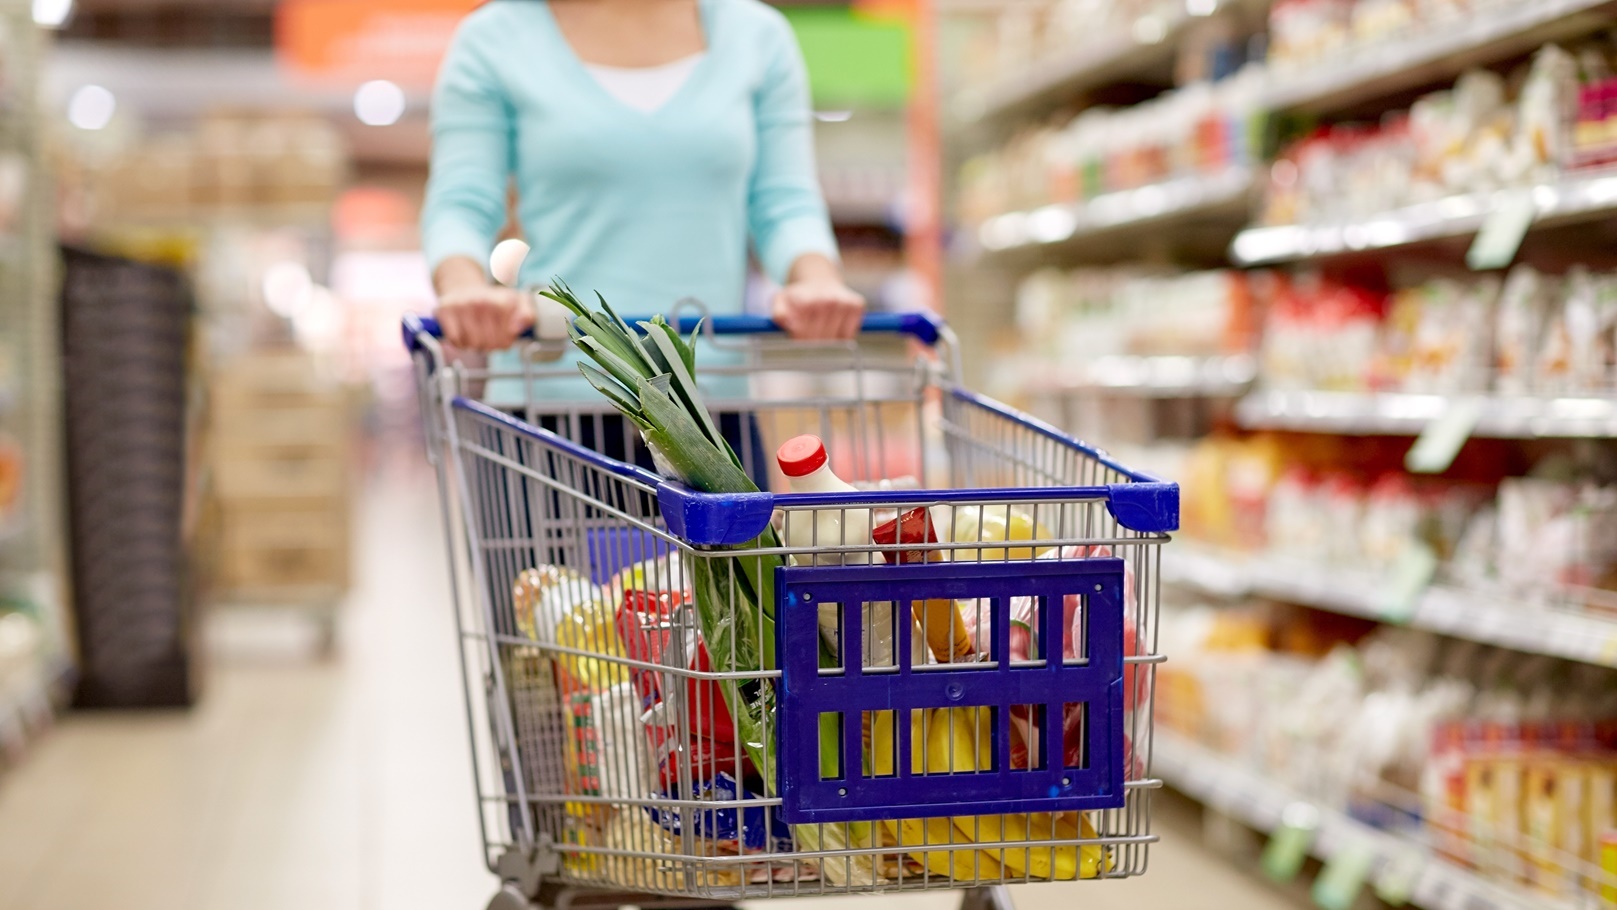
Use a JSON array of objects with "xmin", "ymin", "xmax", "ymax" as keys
[{"xmin": 1153, "ymin": 599, "xmax": 1617, "ymax": 908}]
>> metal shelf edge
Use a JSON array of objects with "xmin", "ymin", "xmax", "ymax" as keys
[
  {"xmin": 1231, "ymin": 171, "xmax": 1617, "ymax": 267},
  {"xmin": 1165, "ymin": 544, "xmax": 1617, "ymax": 669},
  {"xmin": 977, "ymin": 167, "xmax": 1257, "ymax": 254},
  {"xmin": 1233, "ymin": 390, "xmax": 1617, "ymax": 439}
]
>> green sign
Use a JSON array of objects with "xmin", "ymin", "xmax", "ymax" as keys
[{"xmin": 782, "ymin": 8, "xmax": 913, "ymax": 108}]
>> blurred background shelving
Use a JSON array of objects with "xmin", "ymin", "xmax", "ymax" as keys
[{"xmin": 941, "ymin": 0, "xmax": 1617, "ymax": 906}]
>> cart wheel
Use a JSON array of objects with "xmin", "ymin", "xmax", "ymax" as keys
[{"xmin": 486, "ymin": 884, "xmax": 536, "ymax": 910}]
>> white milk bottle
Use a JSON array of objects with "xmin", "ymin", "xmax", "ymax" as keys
[{"xmin": 776, "ymin": 435, "xmax": 898, "ymax": 669}]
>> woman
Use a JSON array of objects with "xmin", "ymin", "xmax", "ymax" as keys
[{"xmin": 423, "ymin": 0, "xmax": 865, "ymax": 356}]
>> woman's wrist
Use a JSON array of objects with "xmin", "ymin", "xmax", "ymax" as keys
[
  {"xmin": 786, "ymin": 252, "xmax": 843, "ymax": 286},
  {"xmin": 434, "ymin": 256, "xmax": 491, "ymax": 296}
]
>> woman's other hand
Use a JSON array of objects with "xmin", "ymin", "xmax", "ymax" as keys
[
  {"xmin": 771, "ymin": 254, "xmax": 865, "ymax": 340},
  {"xmin": 433, "ymin": 255, "xmax": 535, "ymax": 351}
]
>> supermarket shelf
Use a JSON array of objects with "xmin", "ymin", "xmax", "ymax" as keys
[
  {"xmin": 951, "ymin": 11, "xmax": 1189, "ymax": 123},
  {"xmin": 1230, "ymin": 170, "xmax": 1617, "ymax": 266},
  {"xmin": 1234, "ymin": 389, "xmax": 1617, "ymax": 438},
  {"xmin": 1165, "ymin": 543, "xmax": 1617, "ymax": 669},
  {"xmin": 977, "ymin": 167, "xmax": 1257, "ymax": 254},
  {"xmin": 1154, "ymin": 730, "xmax": 1558, "ymax": 910},
  {"xmin": 1260, "ymin": 0, "xmax": 1617, "ymax": 115},
  {"xmin": 1025, "ymin": 354, "xmax": 1258, "ymax": 398}
]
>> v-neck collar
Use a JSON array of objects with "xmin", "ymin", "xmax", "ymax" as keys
[{"xmin": 536, "ymin": 0, "xmax": 715, "ymax": 119}]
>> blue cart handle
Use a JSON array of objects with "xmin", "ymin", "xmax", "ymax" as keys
[{"xmin": 402, "ymin": 310, "xmax": 943, "ymax": 354}]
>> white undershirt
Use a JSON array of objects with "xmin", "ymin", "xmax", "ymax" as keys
[{"xmin": 582, "ymin": 53, "xmax": 706, "ymax": 113}]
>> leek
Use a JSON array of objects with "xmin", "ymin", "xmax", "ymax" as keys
[{"xmin": 542, "ymin": 284, "xmax": 875, "ymax": 884}]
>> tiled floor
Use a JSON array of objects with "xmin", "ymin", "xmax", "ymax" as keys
[{"xmin": 0, "ymin": 464, "xmax": 1303, "ymax": 910}]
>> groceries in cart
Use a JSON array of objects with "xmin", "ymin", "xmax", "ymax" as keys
[
  {"xmin": 504, "ymin": 482, "xmax": 1123, "ymax": 882},
  {"xmin": 409, "ymin": 287, "xmax": 1172, "ymax": 898}
]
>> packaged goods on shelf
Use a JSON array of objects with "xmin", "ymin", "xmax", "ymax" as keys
[
  {"xmin": 959, "ymin": 71, "xmax": 1266, "ymax": 226},
  {"xmin": 1156, "ymin": 603, "xmax": 1617, "ymax": 900},
  {"xmin": 956, "ymin": 0, "xmax": 1264, "ymax": 99},
  {"xmin": 959, "ymin": 0, "xmax": 1170, "ymax": 88},
  {"xmin": 208, "ymin": 350, "xmax": 353, "ymax": 596},
  {"xmin": 1259, "ymin": 48, "xmax": 1586, "ymax": 226},
  {"xmin": 1177, "ymin": 432, "xmax": 1617, "ymax": 605},
  {"xmin": 1265, "ymin": 0, "xmax": 1497, "ymax": 71},
  {"xmin": 54, "ymin": 112, "xmax": 347, "ymax": 227},
  {"xmin": 1257, "ymin": 266, "xmax": 1617, "ymax": 396},
  {"xmin": 1013, "ymin": 267, "xmax": 1266, "ymax": 362}
]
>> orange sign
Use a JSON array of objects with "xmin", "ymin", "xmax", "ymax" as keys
[{"xmin": 275, "ymin": 0, "xmax": 482, "ymax": 88}]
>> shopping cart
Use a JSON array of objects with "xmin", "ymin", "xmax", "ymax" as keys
[{"xmin": 404, "ymin": 307, "xmax": 1176, "ymax": 910}]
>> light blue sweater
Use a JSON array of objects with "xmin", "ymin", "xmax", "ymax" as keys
[{"xmin": 422, "ymin": 0, "xmax": 839, "ymax": 402}]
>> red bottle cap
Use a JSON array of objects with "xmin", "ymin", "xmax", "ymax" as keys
[{"xmin": 776, "ymin": 435, "xmax": 827, "ymax": 477}]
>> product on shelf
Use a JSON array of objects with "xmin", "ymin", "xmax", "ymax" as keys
[
  {"xmin": 1257, "ymin": 266, "xmax": 1617, "ymax": 396},
  {"xmin": 1259, "ymin": 47, "xmax": 1590, "ymax": 227},
  {"xmin": 1266, "ymin": 0, "xmax": 1488, "ymax": 71},
  {"xmin": 959, "ymin": 71, "xmax": 1266, "ymax": 226},
  {"xmin": 1157, "ymin": 603, "xmax": 1617, "ymax": 900},
  {"xmin": 1177, "ymin": 433, "xmax": 1617, "ymax": 606},
  {"xmin": 1011, "ymin": 267, "xmax": 1266, "ymax": 370}
]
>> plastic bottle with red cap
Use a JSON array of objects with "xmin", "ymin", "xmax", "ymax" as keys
[
  {"xmin": 776, "ymin": 434, "xmax": 873, "ymax": 561},
  {"xmin": 777, "ymin": 434, "xmax": 896, "ymax": 666}
]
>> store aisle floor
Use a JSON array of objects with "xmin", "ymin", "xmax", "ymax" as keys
[{"xmin": 0, "ymin": 463, "xmax": 1302, "ymax": 910}]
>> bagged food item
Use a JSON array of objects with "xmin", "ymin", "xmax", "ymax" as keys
[
  {"xmin": 604, "ymin": 805, "xmax": 743, "ymax": 889},
  {"xmin": 616, "ymin": 593, "xmax": 737, "ymax": 744},
  {"xmin": 646, "ymin": 772, "xmax": 793, "ymax": 855},
  {"xmin": 1495, "ymin": 266, "xmax": 1552, "ymax": 395},
  {"xmin": 565, "ymin": 681, "xmax": 655, "ymax": 801},
  {"xmin": 609, "ymin": 554, "xmax": 688, "ymax": 605},
  {"xmin": 512, "ymin": 566, "xmax": 626, "ymax": 691}
]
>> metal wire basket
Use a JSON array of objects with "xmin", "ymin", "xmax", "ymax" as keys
[{"xmin": 405, "ymin": 310, "xmax": 1174, "ymax": 909}]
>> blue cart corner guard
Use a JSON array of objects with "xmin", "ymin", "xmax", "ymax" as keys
[
  {"xmin": 1105, "ymin": 482, "xmax": 1180, "ymax": 534},
  {"xmin": 774, "ymin": 558, "xmax": 1128, "ymax": 825}
]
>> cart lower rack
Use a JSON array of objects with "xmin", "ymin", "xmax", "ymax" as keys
[{"xmin": 405, "ymin": 310, "xmax": 1174, "ymax": 910}]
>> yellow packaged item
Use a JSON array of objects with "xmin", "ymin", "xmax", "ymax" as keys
[
  {"xmin": 873, "ymin": 708, "xmax": 1105, "ymax": 881},
  {"xmin": 511, "ymin": 566, "xmax": 627, "ymax": 690},
  {"xmin": 933, "ymin": 504, "xmax": 1054, "ymax": 562}
]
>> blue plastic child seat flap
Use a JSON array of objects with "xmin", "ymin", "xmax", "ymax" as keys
[{"xmin": 775, "ymin": 557, "xmax": 1128, "ymax": 825}]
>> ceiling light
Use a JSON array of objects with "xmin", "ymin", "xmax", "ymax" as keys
[
  {"xmin": 354, "ymin": 80, "xmax": 406, "ymax": 127},
  {"xmin": 67, "ymin": 85, "xmax": 115, "ymax": 131},
  {"xmin": 32, "ymin": 0, "xmax": 71, "ymax": 28}
]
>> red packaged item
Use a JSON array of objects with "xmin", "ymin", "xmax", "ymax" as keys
[
  {"xmin": 614, "ymin": 588, "xmax": 736, "ymax": 743},
  {"xmin": 873, "ymin": 507, "xmax": 977, "ymax": 664}
]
